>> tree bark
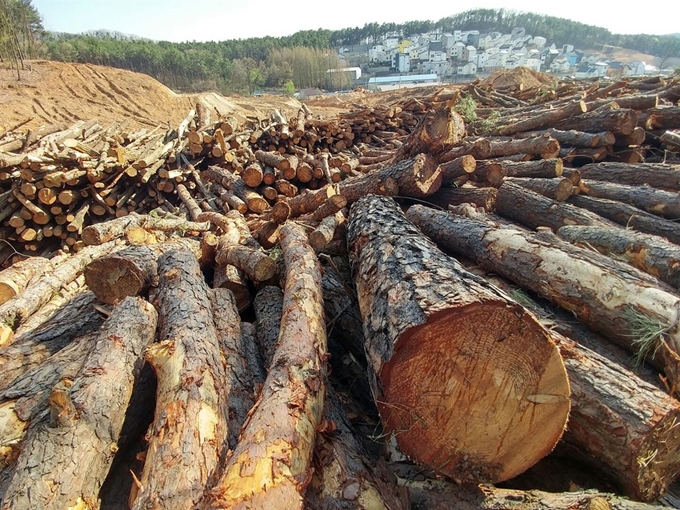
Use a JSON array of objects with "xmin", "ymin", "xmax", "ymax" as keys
[
  {"xmin": 517, "ymin": 128, "xmax": 616, "ymax": 148},
  {"xmin": 426, "ymin": 186, "xmax": 497, "ymax": 211},
  {"xmin": 488, "ymin": 136, "xmax": 560, "ymax": 159},
  {"xmin": 81, "ymin": 212, "xmax": 210, "ymax": 245},
  {"xmin": 558, "ymin": 224, "xmax": 680, "ymax": 289},
  {"xmin": 406, "ymin": 205, "xmax": 680, "ymax": 396},
  {"xmin": 84, "ymin": 238, "xmax": 201, "ymax": 304},
  {"xmin": 439, "ymin": 154, "xmax": 476, "ymax": 184},
  {"xmin": 507, "ymin": 177, "xmax": 574, "ymax": 202},
  {"xmin": 568, "ymin": 194, "xmax": 680, "ymax": 246},
  {"xmin": 131, "ymin": 250, "xmax": 229, "ymax": 510},
  {"xmin": 438, "ymin": 137, "xmax": 491, "ymax": 163},
  {"xmin": 309, "ymin": 211, "xmax": 346, "ymax": 250},
  {"xmin": 552, "ymin": 108, "xmax": 637, "ymax": 136},
  {"xmin": 395, "ymin": 107, "xmax": 466, "ymax": 160},
  {"xmin": 253, "ymin": 285, "xmax": 284, "ymax": 370},
  {"xmin": 203, "ymin": 223, "xmax": 327, "ymax": 510},
  {"xmin": 579, "ymin": 179, "xmax": 680, "ymax": 220},
  {"xmin": 1, "ymin": 297, "xmax": 157, "ymax": 510},
  {"xmin": 501, "ymin": 158, "xmax": 563, "ymax": 179},
  {"xmin": 496, "ymin": 181, "xmax": 609, "ymax": 231},
  {"xmin": 472, "ymin": 160, "xmax": 506, "ymax": 186},
  {"xmin": 576, "ymin": 163, "xmax": 680, "ymax": 191},
  {"xmin": 347, "ymin": 195, "xmax": 569, "ymax": 484},
  {"xmin": 494, "ymin": 100, "xmax": 587, "ymax": 136},
  {"xmin": 0, "ymin": 256, "xmax": 50, "ymax": 305},
  {"xmin": 215, "ymin": 238, "xmax": 277, "ymax": 283},
  {"xmin": 212, "ymin": 264, "xmax": 251, "ymax": 312}
]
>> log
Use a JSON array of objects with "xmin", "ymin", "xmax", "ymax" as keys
[
  {"xmin": 0, "ymin": 241, "xmax": 119, "ymax": 345},
  {"xmin": 517, "ymin": 128, "xmax": 616, "ymax": 148},
  {"xmin": 305, "ymin": 387, "xmax": 410, "ymax": 510},
  {"xmin": 252, "ymin": 285, "xmax": 284, "ymax": 370},
  {"xmin": 408, "ymin": 206, "xmax": 680, "ymax": 395},
  {"xmin": 576, "ymin": 162, "xmax": 680, "ymax": 191},
  {"xmin": 568, "ymin": 194, "xmax": 680, "ymax": 246},
  {"xmin": 488, "ymin": 136, "xmax": 560, "ymax": 159},
  {"xmin": 439, "ymin": 154, "xmax": 476, "ymax": 184},
  {"xmin": 347, "ymin": 195, "xmax": 569, "ymax": 484},
  {"xmin": 212, "ymin": 264, "xmax": 251, "ymax": 312},
  {"xmin": 641, "ymin": 107, "xmax": 680, "ymax": 130},
  {"xmin": 215, "ymin": 238, "xmax": 277, "ymax": 283},
  {"xmin": 507, "ymin": 177, "xmax": 574, "ymax": 202},
  {"xmin": 472, "ymin": 160, "xmax": 506, "ymax": 187},
  {"xmin": 438, "ymin": 137, "xmax": 491, "ymax": 163},
  {"xmin": 1, "ymin": 298, "xmax": 157, "ymax": 510},
  {"xmin": 203, "ymin": 223, "xmax": 327, "ymax": 509},
  {"xmin": 552, "ymin": 107, "xmax": 637, "ymax": 136},
  {"xmin": 395, "ymin": 106, "xmax": 466, "ymax": 160},
  {"xmin": 494, "ymin": 100, "xmax": 587, "ymax": 136},
  {"xmin": 0, "ymin": 256, "xmax": 50, "ymax": 305},
  {"xmin": 309, "ymin": 211, "xmax": 345, "ymax": 250},
  {"xmin": 81, "ymin": 212, "xmax": 210, "ymax": 245},
  {"xmin": 426, "ymin": 186, "xmax": 498, "ymax": 211},
  {"xmin": 557, "ymin": 224, "xmax": 680, "ymax": 289},
  {"xmin": 500, "ymin": 158, "xmax": 564, "ymax": 179},
  {"xmin": 496, "ymin": 181, "xmax": 609, "ymax": 231},
  {"xmin": 131, "ymin": 250, "xmax": 229, "ymax": 510},
  {"xmin": 579, "ymin": 179, "xmax": 680, "ymax": 220}
]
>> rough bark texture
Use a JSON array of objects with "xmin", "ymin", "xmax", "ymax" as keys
[
  {"xmin": 348, "ymin": 195, "xmax": 570, "ymax": 484},
  {"xmin": 496, "ymin": 181, "xmax": 609, "ymax": 231},
  {"xmin": 488, "ymin": 136, "xmax": 560, "ymax": 159},
  {"xmin": 203, "ymin": 223, "xmax": 327, "ymax": 510},
  {"xmin": 579, "ymin": 179, "xmax": 680, "ymax": 219},
  {"xmin": 558, "ymin": 224, "xmax": 680, "ymax": 289},
  {"xmin": 84, "ymin": 238, "xmax": 201, "ymax": 304},
  {"xmin": 305, "ymin": 387, "xmax": 410, "ymax": 510},
  {"xmin": 406, "ymin": 205, "xmax": 680, "ymax": 396},
  {"xmin": 132, "ymin": 250, "xmax": 229, "ymax": 510},
  {"xmin": 426, "ymin": 186, "xmax": 498, "ymax": 211},
  {"xmin": 0, "ymin": 256, "xmax": 50, "ymax": 305},
  {"xmin": 501, "ymin": 158, "xmax": 563, "ymax": 179},
  {"xmin": 494, "ymin": 100, "xmax": 587, "ymax": 136},
  {"xmin": 507, "ymin": 177, "xmax": 574, "ymax": 202},
  {"xmin": 0, "ymin": 291, "xmax": 103, "ymax": 393},
  {"xmin": 253, "ymin": 285, "xmax": 284, "ymax": 369},
  {"xmin": 396, "ymin": 107, "xmax": 466, "ymax": 160},
  {"xmin": 212, "ymin": 264, "xmax": 252, "ymax": 312},
  {"xmin": 552, "ymin": 108, "xmax": 637, "ymax": 136},
  {"xmin": 439, "ymin": 154, "xmax": 476, "ymax": 184},
  {"xmin": 568, "ymin": 194, "xmax": 680, "ymax": 246},
  {"xmin": 1, "ymin": 297, "xmax": 157, "ymax": 510},
  {"xmin": 576, "ymin": 163, "xmax": 680, "ymax": 191}
]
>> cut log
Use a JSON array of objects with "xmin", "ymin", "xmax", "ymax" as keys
[
  {"xmin": 568, "ymin": 194, "xmax": 680, "ymax": 246},
  {"xmin": 496, "ymin": 181, "xmax": 609, "ymax": 231},
  {"xmin": 557, "ymin": 224, "xmax": 680, "ymax": 289},
  {"xmin": 507, "ymin": 177, "xmax": 574, "ymax": 202},
  {"xmin": 309, "ymin": 211, "xmax": 346, "ymax": 250},
  {"xmin": 395, "ymin": 106, "xmax": 466, "ymax": 160},
  {"xmin": 579, "ymin": 179, "xmax": 680, "ymax": 220},
  {"xmin": 438, "ymin": 137, "xmax": 491, "ymax": 163},
  {"xmin": 0, "ymin": 256, "xmax": 50, "ymax": 305},
  {"xmin": 212, "ymin": 264, "xmax": 251, "ymax": 312},
  {"xmin": 439, "ymin": 154, "xmax": 476, "ymax": 184},
  {"xmin": 488, "ymin": 135, "xmax": 560, "ymax": 159},
  {"xmin": 347, "ymin": 195, "xmax": 569, "ymax": 484},
  {"xmin": 252, "ymin": 285, "xmax": 284, "ymax": 370},
  {"xmin": 576, "ymin": 162, "xmax": 680, "ymax": 191},
  {"xmin": 81, "ymin": 212, "xmax": 210, "ymax": 245},
  {"xmin": 84, "ymin": 238, "xmax": 201, "ymax": 304},
  {"xmin": 1, "ymin": 298, "xmax": 157, "ymax": 510},
  {"xmin": 517, "ymin": 128, "xmax": 616, "ymax": 148},
  {"xmin": 215, "ymin": 238, "xmax": 277, "ymax": 283},
  {"xmin": 131, "ymin": 250, "xmax": 229, "ymax": 510},
  {"xmin": 203, "ymin": 223, "xmax": 327, "ymax": 509},
  {"xmin": 501, "ymin": 158, "xmax": 563, "ymax": 178},
  {"xmin": 552, "ymin": 107, "xmax": 637, "ymax": 136},
  {"xmin": 305, "ymin": 387, "xmax": 410, "ymax": 510},
  {"xmin": 426, "ymin": 186, "xmax": 498, "ymax": 211},
  {"xmin": 407, "ymin": 206, "xmax": 680, "ymax": 396},
  {"xmin": 494, "ymin": 100, "xmax": 587, "ymax": 136},
  {"xmin": 473, "ymin": 160, "xmax": 507, "ymax": 186}
]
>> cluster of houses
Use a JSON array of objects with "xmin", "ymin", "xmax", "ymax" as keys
[{"xmin": 349, "ymin": 27, "xmax": 661, "ymax": 80}]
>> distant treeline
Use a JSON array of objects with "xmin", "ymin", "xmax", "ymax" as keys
[{"xmin": 5, "ymin": 3, "xmax": 679, "ymax": 94}]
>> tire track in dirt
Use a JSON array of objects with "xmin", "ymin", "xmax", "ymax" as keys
[{"xmin": 87, "ymin": 65, "xmax": 158, "ymax": 120}]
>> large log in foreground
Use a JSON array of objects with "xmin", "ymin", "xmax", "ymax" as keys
[
  {"xmin": 405, "ymin": 206, "xmax": 680, "ymax": 396},
  {"xmin": 347, "ymin": 195, "xmax": 570, "ymax": 484},
  {"xmin": 204, "ymin": 223, "xmax": 327, "ymax": 510}
]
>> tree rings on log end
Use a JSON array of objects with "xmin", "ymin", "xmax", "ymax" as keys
[{"xmin": 378, "ymin": 302, "xmax": 570, "ymax": 484}]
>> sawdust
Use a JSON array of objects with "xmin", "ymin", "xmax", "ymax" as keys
[{"xmin": 481, "ymin": 67, "xmax": 558, "ymax": 91}]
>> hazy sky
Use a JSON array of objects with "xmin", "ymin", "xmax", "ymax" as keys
[{"xmin": 32, "ymin": 0, "xmax": 678, "ymax": 42}]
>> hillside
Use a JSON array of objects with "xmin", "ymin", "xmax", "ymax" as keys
[{"xmin": 0, "ymin": 61, "xmax": 304, "ymax": 132}]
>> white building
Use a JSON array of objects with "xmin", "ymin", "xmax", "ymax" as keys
[
  {"xmin": 457, "ymin": 62, "xmax": 478, "ymax": 75},
  {"xmin": 369, "ymin": 45, "xmax": 387, "ymax": 63},
  {"xmin": 393, "ymin": 53, "xmax": 411, "ymax": 73}
]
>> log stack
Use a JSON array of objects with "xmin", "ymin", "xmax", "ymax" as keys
[{"xmin": 1, "ymin": 72, "xmax": 680, "ymax": 509}]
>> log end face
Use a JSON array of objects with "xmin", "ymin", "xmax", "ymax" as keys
[
  {"xmin": 85, "ymin": 258, "xmax": 147, "ymax": 305},
  {"xmin": 378, "ymin": 302, "xmax": 570, "ymax": 484}
]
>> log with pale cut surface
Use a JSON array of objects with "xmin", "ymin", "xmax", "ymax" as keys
[
  {"xmin": 1, "ymin": 297, "xmax": 157, "ymax": 510},
  {"xmin": 347, "ymin": 195, "xmax": 570, "ymax": 484},
  {"xmin": 84, "ymin": 237, "xmax": 201, "ymax": 304},
  {"xmin": 552, "ymin": 107, "xmax": 637, "ymax": 136},
  {"xmin": 579, "ymin": 179, "xmax": 680, "ymax": 220},
  {"xmin": 493, "ymin": 100, "xmax": 587, "ymax": 136},
  {"xmin": 488, "ymin": 135, "xmax": 560, "ymax": 159},
  {"xmin": 203, "ymin": 223, "xmax": 327, "ymax": 510},
  {"xmin": 81, "ymin": 212, "xmax": 210, "ymax": 245},
  {"xmin": 395, "ymin": 106, "xmax": 466, "ymax": 160},
  {"xmin": 131, "ymin": 250, "xmax": 228, "ymax": 510},
  {"xmin": 557, "ymin": 224, "xmax": 680, "ymax": 289},
  {"xmin": 0, "ymin": 256, "xmax": 50, "ymax": 305},
  {"xmin": 507, "ymin": 176, "xmax": 574, "ymax": 202},
  {"xmin": 496, "ymin": 181, "xmax": 609, "ymax": 231},
  {"xmin": 568, "ymin": 194, "xmax": 680, "ymax": 246},
  {"xmin": 439, "ymin": 154, "xmax": 476, "ymax": 184},
  {"xmin": 500, "ymin": 158, "xmax": 563, "ymax": 179},
  {"xmin": 212, "ymin": 264, "xmax": 251, "ymax": 312},
  {"xmin": 309, "ymin": 210, "xmax": 346, "ymax": 250},
  {"xmin": 406, "ymin": 205, "xmax": 680, "ymax": 396},
  {"xmin": 576, "ymin": 162, "xmax": 680, "ymax": 191}
]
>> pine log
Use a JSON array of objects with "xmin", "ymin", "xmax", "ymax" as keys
[
  {"xmin": 305, "ymin": 387, "xmax": 410, "ymax": 510},
  {"xmin": 494, "ymin": 100, "xmax": 587, "ymax": 136},
  {"xmin": 212, "ymin": 264, "xmax": 251, "ymax": 312},
  {"xmin": 1, "ymin": 298, "xmax": 157, "ymax": 510},
  {"xmin": 579, "ymin": 179, "xmax": 680, "ymax": 220},
  {"xmin": 552, "ymin": 108, "xmax": 637, "ymax": 136},
  {"xmin": 501, "ymin": 158, "xmax": 564, "ymax": 178},
  {"xmin": 507, "ymin": 177, "xmax": 574, "ymax": 202},
  {"xmin": 615, "ymin": 126, "xmax": 647, "ymax": 147},
  {"xmin": 0, "ymin": 256, "xmax": 51, "ymax": 305},
  {"xmin": 131, "ymin": 250, "xmax": 229, "ymax": 510},
  {"xmin": 439, "ymin": 154, "xmax": 476, "ymax": 184},
  {"xmin": 496, "ymin": 181, "xmax": 609, "ymax": 231},
  {"xmin": 472, "ymin": 160, "xmax": 506, "ymax": 186},
  {"xmin": 488, "ymin": 136, "xmax": 560, "ymax": 159},
  {"xmin": 426, "ymin": 186, "xmax": 498, "ymax": 211},
  {"xmin": 641, "ymin": 107, "xmax": 680, "ymax": 130},
  {"xmin": 84, "ymin": 238, "xmax": 201, "ymax": 304},
  {"xmin": 395, "ymin": 106, "xmax": 466, "ymax": 160},
  {"xmin": 286, "ymin": 187, "xmax": 338, "ymax": 217},
  {"xmin": 81, "ymin": 212, "xmax": 210, "ymax": 245},
  {"xmin": 557, "ymin": 224, "xmax": 680, "ymax": 289},
  {"xmin": 568, "ymin": 194, "xmax": 680, "ymax": 246},
  {"xmin": 203, "ymin": 223, "xmax": 327, "ymax": 509},
  {"xmin": 438, "ymin": 137, "xmax": 491, "ymax": 163},
  {"xmin": 215, "ymin": 238, "xmax": 277, "ymax": 283},
  {"xmin": 347, "ymin": 195, "xmax": 569, "ymax": 484},
  {"xmin": 517, "ymin": 128, "xmax": 616, "ymax": 148},
  {"xmin": 253, "ymin": 285, "xmax": 284, "ymax": 370},
  {"xmin": 309, "ymin": 211, "xmax": 346, "ymax": 250},
  {"xmin": 407, "ymin": 206, "xmax": 680, "ymax": 395},
  {"xmin": 576, "ymin": 162, "xmax": 680, "ymax": 191}
]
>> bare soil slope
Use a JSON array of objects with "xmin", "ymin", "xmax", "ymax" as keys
[{"xmin": 0, "ymin": 60, "xmax": 304, "ymax": 132}]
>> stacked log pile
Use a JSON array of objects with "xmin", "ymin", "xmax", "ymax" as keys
[{"xmin": 1, "ymin": 73, "xmax": 680, "ymax": 509}]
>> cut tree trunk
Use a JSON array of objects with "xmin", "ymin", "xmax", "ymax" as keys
[
  {"xmin": 203, "ymin": 223, "xmax": 327, "ymax": 510},
  {"xmin": 395, "ymin": 106, "xmax": 466, "ymax": 160},
  {"xmin": 253, "ymin": 285, "xmax": 284, "ymax": 371},
  {"xmin": 439, "ymin": 154, "xmax": 476, "ymax": 184},
  {"xmin": 84, "ymin": 238, "xmax": 201, "ymax": 304},
  {"xmin": 1, "ymin": 297, "xmax": 157, "ymax": 510},
  {"xmin": 347, "ymin": 195, "xmax": 570, "ymax": 484},
  {"xmin": 426, "ymin": 186, "xmax": 498, "ymax": 211},
  {"xmin": 488, "ymin": 135, "xmax": 560, "ymax": 159},
  {"xmin": 406, "ymin": 205, "xmax": 680, "ymax": 396},
  {"xmin": 552, "ymin": 108, "xmax": 637, "ymax": 136},
  {"xmin": 501, "ymin": 158, "xmax": 563, "ymax": 179},
  {"xmin": 493, "ymin": 100, "xmax": 587, "ymax": 136},
  {"xmin": 557, "ymin": 224, "xmax": 680, "ymax": 289},
  {"xmin": 0, "ymin": 256, "xmax": 50, "ymax": 305},
  {"xmin": 579, "ymin": 179, "xmax": 680, "ymax": 220},
  {"xmin": 568, "ymin": 194, "xmax": 680, "ymax": 246},
  {"xmin": 507, "ymin": 177, "xmax": 574, "ymax": 202},
  {"xmin": 495, "ymin": 181, "xmax": 609, "ymax": 231},
  {"xmin": 131, "ymin": 250, "xmax": 229, "ymax": 510},
  {"xmin": 309, "ymin": 211, "xmax": 346, "ymax": 250},
  {"xmin": 576, "ymin": 162, "xmax": 680, "ymax": 191},
  {"xmin": 212, "ymin": 264, "xmax": 251, "ymax": 312}
]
